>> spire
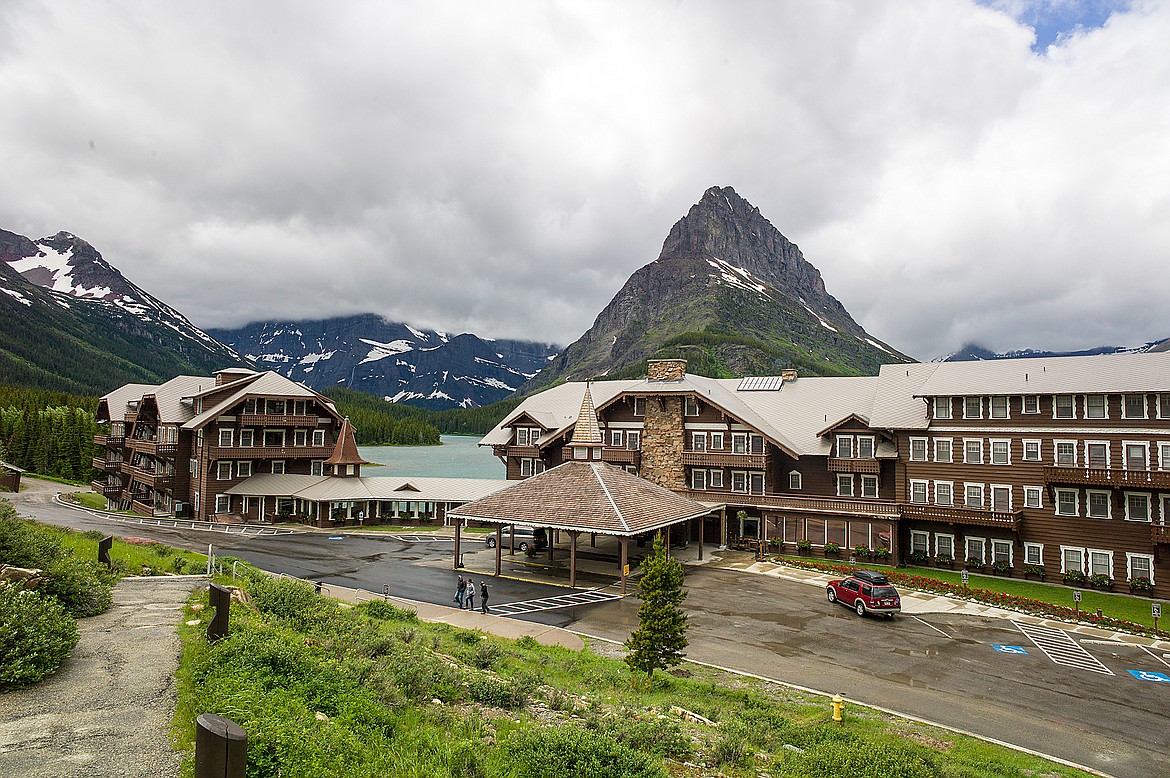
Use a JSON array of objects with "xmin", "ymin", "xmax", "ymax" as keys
[
  {"xmin": 325, "ymin": 417, "xmax": 369, "ymax": 476},
  {"xmin": 569, "ymin": 382, "xmax": 604, "ymax": 447}
]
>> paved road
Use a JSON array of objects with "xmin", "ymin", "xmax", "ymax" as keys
[{"xmin": 12, "ymin": 485, "xmax": 1169, "ymax": 777}]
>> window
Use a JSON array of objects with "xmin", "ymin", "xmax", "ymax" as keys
[
  {"xmin": 991, "ymin": 540, "xmax": 1012, "ymax": 565},
  {"xmin": 910, "ymin": 531, "xmax": 929, "ymax": 554},
  {"xmin": 934, "ymin": 481, "xmax": 953, "ymax": 506},
  {"xmin": 243, "ymin": 399, "xmax": 256, "ymax": 414},
  {"xmin": 964, "ymin": 396, "xmax": 982, "ymax": 419},
  {"xmin": 964, "ymin": 483, "xmax": 984, "ymax": 508},
  {"xmin": 860, "ymin": 475, "xmax": 878, "ymax": 498},
  {"xmin": 626, "ymin": 431, "xmax": 641, "ymax": 450},
  {"xmin": 990, "ymin": 396, "xmax": 1009, "ymax": 419},
  {"xmin": 1023, "ymin": 486, "xmax": 1043, "ymax": 508},
  {"xmin": 965, "ymin": 537, "xmax": 985, "ymax": 564},
  {"xmin": 271, "ymin": 460, "xmax": 285, "ymax": 474},
  {"xmin": 312, "ymin": 429, "xmax": 325, "ymax": 447},
  {"xmin": 909, "ymin": 438, "xmax": 928, "ymax": 462},
  {"xmin": 216, "ymin": 461, "xmax": 232, "ymax": 480},
  {"xmin": 691, "ymin": 469, "xmax": 707, "ymax": 490},
  {"xmin": 1088, "ymin": 549, "xmax": 1113, "ymax": 578},
  {"xmin": 731, "ymin": 471, "xmax": 748, "ymax": 492},
  {"xmin": 520, "ymin": 458, "xmax": 537, "ymax": 477},
  {"xmin": 857, "ymin": 436, "xmax": 875, "ymax": 459},
  {"xmin": 237, "ymin": 461, "xmax": 252, "ymax": 478},
  {"xmin": 684, "ymin": 397, "xmax": 700, "ymax": 416},
  {"xmin": 964, "ymin": 439, "xmax": 983, "ymax": 464},
  {"xmin": 240, "ymin": 429, "xmax": 254, "ymax": 447},
  {"xmin": 632, "ymin": 397, "xmax": 645, "ymax": 416},
  {"xmin": 691, "ymin": 431, "xmax": 707, "ymax": 452},
  {"xmin": 264, "ymin": 429, "xmax": 285, "ymax": 447},
  {"xmin": 293, "ymin": 399, "xmax": 306, "ymax": 415},
  {"xmin": 1084, "ymin": 394, "xmax": 1107, "ymax": 419},
  {"xmin": 749, "ymin": 472, "xmax": 764, "ymax": 494},
  {"xmin": 610, "ymin": 429, "xmax": 624, "ymax": 448},
  {"xmin": 218, "ymin": 428, "xmax": 233, "ymax": 447},
  {"xmin": 732, "ymin": 433, "xmax": 748, "ymax": 454},
  {"xmin": 708, "ymin": 470, "xmax": 724, "ymax": 488},
  {"xmin": 215, "ymin": 495, "xmax": 230, "ymax": 514},
  {"xmin": 1127, "ymin": 553, "xmax": 1154, "ymax": 584},
  {"xmin": 710, "ymin": 432, "xmax": 724, "ymax": 450},
  {"xmin": 1054, "ymin": 395, "xmax": 1075, "ymax": 419},
  {"xmin": 1022, "ymin": 440, "xmax": 1041, "ymax": 461},
  {"xmin": 909, "ymin": 480, "xmax": 928, "ymax": 504},
  {"xmin": 750, "ymin": 435, "xmax": 765, "ymax": 455},
  {"xmin": 1055, "ymin": 489, "xmax": 1078, "ymax": 516},
  {"xmin": 1161, "ymin": 442, "xmax": 1170, "ymax": 471},
  {"xmin": 837, "ymin": 474, "xmax": 854, "ymax": 497},
  {"xmin": 990, "ymin": 485, "xmax": 1011, "ymax": 512},
  {"xmin": 190, "ymin": 459, "xmax": 197, "ymax": 477},
  {"xmin": 1022, "ymin": 395, "xmax": 1040, "ymax": 414},
  {"xmin": 1055, "ymin": 441, "xmax": 1076, "ymax": 466},
  {"xmin": 1123, "ymin": 394, "xmax": 1146, "ymax": 419},
  {"xmin": 933, "ymin": 397, "xmax": 952, "ymax": 419},
  {"xmin": 1061, "ymin": 546, "xmax": 1085, "ymax": 575},
  {"xmin": 1125, "ymin": 493, "xmax": 1151, "ymax": 522},
  {"xmin": 294, "ymin": 429, "xmax": 307, "ymax": 446},
  {"xmin": 934, "ymin": 438, "xmax": 952, "ymax": 463},
  {"xmin": 1024, "ymin": 543, "xmax": 1043, "ymax": 566},
  {"xmin": 935, "ymin": 534, "xmax": 955, "ymax": 559},
  {"xmin": 1161, "ymin": 394, "xmax": 1170, "ymax": 419},
  {"xmin": 990, "ymin": 440, "xmax": 1010, "ymax": 465},
  {"xmin": 1124, "ymin": 442, "xmax": 1148, "ymax": 471},
  {"xmin": 788, "ymin": 471, "xmax": 802, "ymax": 490},
  {"xmin": 572, "ymin": 446, "xmax": 589, "ymax": 460},
  {"xmin": 1086, "ymin": 491, "xmax": 1111, "ymax": 519},
  {"xmin": 836, "ymin": 435, "xmax": 853, "ymax": 458}
]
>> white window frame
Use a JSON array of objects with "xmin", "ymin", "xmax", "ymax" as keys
[
  {"xmin": 520, "ymin": 458, "xmax": 536, "ymax": 477},
  {"xmin": 788, "ymin": 470, "xmax": 802, "ymax": 490},
  {"xmin": 691, "ymin": 469, "xmax": 707, "ymax": 490},
  {"xmin": 933, "ymin": 438, "xmax": 953, "ymax": 464},
  {"xmin": 731, "ymin": 471, "xmax": 748, "ymax": 493},
  {"xmin": 632, "ymin": 397, "xmax": 646, "ymax": 417},
  {"xmin": 965, "ymin": 536, "xmax": 986, "ymax": 564},
  {"xmin": 837, "ymin": 474, "xmax": 855, "ymax": 497},
  {"xmin": 1160, "ymin": 442, "xmax": 1170, "ymax": 471},
  {"xmin": 237, "ymin": 460, "xmax": 252, "ymax": 478},
  {"xmin": 684, "ymin": 396, "xmax": 700, "ymax": 416},
  {"xmin": 626, "ymin": 431, "xmax": 641, "ymax": 451},
  {"xmin": 215, "ymin": 494, "xmax": 230, "ymax": 514},
  {"xmin": 1163, "ymin": 495, "xmax": 1170, "ymax": 523},
  {"xmin": 857, "ymin": 436, "xmax": 875, "ymax": 459},
  {"xmin": 1084, "ymin": 394, "xmax": 1108, "ymax": 420},
  {"xmin": 271, "ymin": 460, "xmax": 285, "ymax": 475},
  {"xmin": 991, "ymin": 539, "xmax": 1013, "ymax": 565},
  {"xmin": 1022, "ymin": 439, "xmax": 1042, "ymax": 462},
  {"xmin": 1159, "ymin": 394, "xmax": 1170, "ymax": 420},
  {"xmin": 990, "ymin": 485, "xmax": 1012, "ymax": 512},
  {"xmin": 1022, "ymin": 395, "xmax": 1040, "ymax": 414},
  {"xmin": 732, "ymin": 433, "xmax": 748, "ymax": 454},
  {"xmin": 934, "ymin": 481, "xmax": 953, "ymax": 506},
  {"xmin": 1085, "ymin": 490, "xmax": 1111, "ymax": 519},
  {"xmin": 216, "ymin": 461, "xmax": 232, "ymax": 481},
  {"xmin": 1054, "ymin": 440, "xmax": 1077, "ymax": 466},
  {"xmin": 218, "ymin": 428, "xmax": 233, "ymax": 447},
  {"xmin": 1123, "ymin": 441, "xmax": 1149, "ymax": 471},
  {"xmin": 909, "ymin": 437, "xmax": 928, "ymax": 462},
  {"xmin": 710, "ymin": 431, "xmax": 724, "ymax": 450},
  {"xmin": 1087, "ymin": 548, "xmax": 1114, "ymax": 579},
  {"xmin": 989, "ymin": 396, "xmax": 1009, "ymax": 419},
  {"xmin": 835, "ymin": 434, "xmax": 853, "ymax": 458},
  {"xmin": 1024, "ymin": 542, "xmax": 1043, "ymax": 566},
  {"xmin": 311, "ymin": 460, "xmax": 323, "ymax": 477},
  {"xmin": 1061, "ymin": 546, "xmax": 1085, "ymax": 575},
  {"xmin": 860, "ymin": 475, "xmax": 878, "ymax": 498},
  {"xmin": 1122, "ymin": 393, "xmax": 1147, "ymax": 420},
  {"xmin": 691, "ymin": 431, "xmax": 707, "ymax": 452},
  {"xmin": 610, "ymin": 429, "xmax": 624, "ymax": 448},
  {"xmin": 1054, "ymin": 488, "xmax": 1079, "ymax": 516},
  {"xmin": 1023, "ymin": 486, "xmax": 1043, "ymax": 509},
  {"xmin": 909, "ymin": 530, "xmax": 929, "ymax": 555},
  {"xmin": 909, "ymin": 479, "xmax": 928, "ymax": 504},
  {"xmin": 294, "ymin": 429, "xmax": 307, "ymax": 447},
  {"xmin": 749, "ymin": 471, "xmax": 764, "ymax": 494},
  {"xmin": 312, "ymin": 429, "xmax": 325, "ymax": 447},
  {"xmin": 708, "ymin": 469, "xmax": 724, "ymax": 489},
  {"xmin": 1127, "ymin": 553, "xmax": 1155, "ymax": 584},
  {"xmin": 933, "ymin": 396, "xmax": 953, "ymax": 420},
  {"xmin": 963, "ymin": 396, "xmax": 983, "ymax": 419},
  {"xmin": 1124, "ymin": 492, "xmax": 1152, "ymax": 522},
  {"xmin": 934, "ymin": 533, "xmax": 955, "ymax": 559},
  {"xmin": 964, "ymin": 482, "xmax": 984, "ymax": 508},
  {"xmin": 989, "ymin": 439, "xmax": 1011, "ymax": 465},
  {"xmin": 1054, "ymin": 395, "xmax": 1076, "ymax": 419},
  {"xmin": 964, "ymin": 438, "xmax": 984, "ymax": 465},
  {"xmin": 263, "ymin": 428, "xmax": 286, "ymax": 448},
  {"xmin": 1084, "ymin": 441, "xmax": 1110, "ymax": 469}
]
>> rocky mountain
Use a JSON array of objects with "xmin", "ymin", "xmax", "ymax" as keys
[
  {"xmin": 208, "ymin": 315, "xmax": 560, "ymax": 410},
  {"xmin": 941, "ymin": 339, "xmax": 1170, "ymax": 362},
  {"xmin": 0, "ymin": 228, "xmax": 251, "ymax": 394},
  {"xmin": 526, "ymin": 186, "xmax": 909, "ymax": 390}
]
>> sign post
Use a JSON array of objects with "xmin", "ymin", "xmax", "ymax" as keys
[
  {"xmin": 1073, "ymin": 589, "xmax": 1082, "ymax": 617},
  {"xmin": 1154, "ymin": 602, "xmax": 1162, "ymax": 633},
  {"xmin": 960, "ymin": 570, "xmax": 969, "ymax": 587}
]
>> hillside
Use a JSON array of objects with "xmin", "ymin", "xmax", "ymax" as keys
[{"xmin": 526, "ymin": 186, "xmax": 909, "ymax": 390}]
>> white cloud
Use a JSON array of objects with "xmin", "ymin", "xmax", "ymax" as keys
[{"xmin": 0, "ymin": 0, "xmax": 1164, "ymax": 360}]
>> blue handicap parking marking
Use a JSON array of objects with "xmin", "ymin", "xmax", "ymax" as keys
[
  {"xmin": 1128, "ymin": 670, "xmax": 1170, "ymax": 683},
  {"xmin": 992, "ymin": 645, "xmax": 1029, "ymax": 654},
  {"xmin": 327, "ymin": 535, "xmax": 345, "ymax": 541}
]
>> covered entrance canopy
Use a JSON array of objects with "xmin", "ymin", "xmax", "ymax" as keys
[{"xmin": 448, "ymin": 461, "xmax": 716, "ymax": 592}]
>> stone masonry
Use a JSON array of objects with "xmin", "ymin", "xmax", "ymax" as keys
[
  {"xmin": 642, "ymin": 395, "xmax": 685, "ymax": 491},
  {"xmin": 647, "ymin": 359, "xmax": 687, "ymax": 382}
]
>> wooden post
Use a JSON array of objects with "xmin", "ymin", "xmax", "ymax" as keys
[
  {"xmin": 548, "ymin": 530, "xmax": 554, "ymax": 562},
  {"xmin": 719, "ymin": 508, "xmax": 727, "ymax": 549},
  {"xmin": 698, "ymin": 516, "xmax": 704, "ymax": 561},
  {"xmin": 195, "ymin": 713, "xmax": 247, "ymax": 778},
  {"xmin": 590, "ymin": 532, "xmax": 596, "ymax": 547},
  {"xmin": 509, "ymin": 523, "xmax": 515, "ymax": 555},
  {"xmin": 664, "ymin": 525, "xmax": 671, "ymax": 557},
  {"xmin": 98, "ymin": 536, "xmax": 113, "ymax": 568},
  {"xmin": 207, "ymin": 582, "xmax": 230, "ymax": 643},
  {"xmin": 453, "ymin": 518, "xmax": 462, "ymax": 569},
  {"xmin": 494, "ymin": 525, "xmax": 502, "ymax": 576},
  {"xmin": 620, "ymin": 537, "xmax": 629, "ymax": 595},
  {"xmin": 569, "ymin": 531, "xmax": 579, "ymax": 588}
]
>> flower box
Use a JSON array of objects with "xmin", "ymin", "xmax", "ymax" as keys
[
  {"xmin": 965, "ymin": 557, "xmax": 985, "ymax": 572},
  {"xmin": 1063, "ymin": 570, "xmax": 1088, "ymax": 587},
  {"xmin": 990, "ymin": 561, "xmax": 1013, "ymax": 576},
  {"xmin": 907, "ymin": 551, "xmax": 929, "ymax": 566},
  {"xmin": 1129, "ymin": 576, "xmax": 1155, "ymax": 595},
  {"xmin": 1023, "ymin": 564, "xmax": 1045, "ymax": 581},
  {"xmin": 1089, "ymin": 574, "xmax": 1114, "ymax": 591},
  {"xmin": 872, "ymin": 547, "xmax": 891, "ymax": 563},
  {"xmin": 796, "ymin": 539, "xmax": 813, "ymax": 555},
  {"xmin": 852, "ymin": 545, "xmax": 871, "ymax": 560},
  {"xmin": 823, "ymin": 542, "xmax": 841, "ymax": 558},
  {"xmin": 934, "ymin": 554, "xmax": 954, "ymax": 568}
]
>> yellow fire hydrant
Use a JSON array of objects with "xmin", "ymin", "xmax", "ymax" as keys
[{"xmin": 831, "ymin": 694, "xmax": 845, "ymax": 723}]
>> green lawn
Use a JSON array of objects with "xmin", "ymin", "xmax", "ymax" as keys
[
  {"xmin": 69, "ymin": 491, "xmax": 108, "ymax": 510},
  {"xmin": 55, "ymin": 529, "xmax": 208, "ymax": 576}
]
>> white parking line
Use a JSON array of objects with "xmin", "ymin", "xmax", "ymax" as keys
[
  {"xmin": 490, "ymin": 588, "xmax": 624, "ymax": 617},
  {"xmin": 909, "ymin": 615, "xmax": 952, "ymax": 638},
  {"xmin": 1013, "ymin": 621, "xmax": 1114, "ymax": 675}
]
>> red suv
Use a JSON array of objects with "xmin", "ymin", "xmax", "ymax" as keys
[{"xmin": 826, "ymin": 570, "xmax": 901, "ymax": 618}]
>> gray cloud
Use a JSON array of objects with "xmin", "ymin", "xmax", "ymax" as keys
[{"xmin": 0, "ymin": 0, "xmax": 1164, "ymax": 360}]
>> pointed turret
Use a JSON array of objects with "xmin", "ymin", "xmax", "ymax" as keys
[
  {"xmin": 325, "ymin": 417, "xmax": 369, "ymax": 477},
  {"xmin": 568, "ymin": 382, "xmax": 605, "ymax": 461}
]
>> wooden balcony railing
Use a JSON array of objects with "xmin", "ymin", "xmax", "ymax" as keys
[
  {"xmin": 681, "ymin": 451, "xmax": 767, "ymax": 468},
  {"xmin": 124, "ymin": 465, "xmax": 174, "ymax": 488},
  {"xmin": 131, "ymin": 499, "xmax": 155, "ymax": 516},
  {"xmin": 91, "ymin": 457, "xmax": 121, "ymax": 472},
  {"xmin": 827, "ymin": 457, "xmax": 881, "ymax": 474},
  {"xmin": 1153, "ymin": 524, "xmax": 1170, "ymax": 545},
  {"xmin": 601, "ymin": 447, "xmax": 641, "ymax": 465},
  {"xmin": 91, "ymin": 480, "xmax": 123, "ymax": 497},
  {"xmin": 1045, "ymin": 466, "xmax": 1170, "ymax": 490},
  {"xmin": 901, "ymin": 503, "xmax": 1022, "ymax": 530},
  {"xmin": 681, "ymin": 490, "xmax": 901, "ymax": 518},
  {"xmin": 206, "ymin": 445, "xmax": 334, "ymax": 460},
  {"xmin": 93, "ymin": 433, "xmax": 125, "ymax": 448},
  {"xmin": 492, "ymin": 444, "xmax": 542, "ymax": 458},
  {"xmin": 238, "ymin": 413, "xmax": 321, "ymax": 427}
]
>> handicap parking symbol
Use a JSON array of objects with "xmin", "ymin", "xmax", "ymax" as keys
[
  {"xmin": 992, "ymin": 645, "xmax": 1028, "ymax": 654},
  {"xmin": 1128, "ymin": 669, "xmax": 1170, "ymax": 683}
]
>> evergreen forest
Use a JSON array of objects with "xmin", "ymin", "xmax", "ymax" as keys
[{"xmin": 0, "ymin": 386, "xmax": 102, "ymax": 483}]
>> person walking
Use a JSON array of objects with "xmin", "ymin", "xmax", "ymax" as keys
[
  {"xmin": 454, "ymin": 575, "xmax": 465, "ymax": 608},
  {"xmin": 465, "ymin": 579, "xmax": 476, "ymax": 611},
  {"xmin": 479, "ymin": 581, "xmax": 490, "ymax": 614}
]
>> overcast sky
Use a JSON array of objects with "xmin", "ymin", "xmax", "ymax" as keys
[{"xmin": 1, "ymin": 0, "xmax": 1162, "ymax": 361}]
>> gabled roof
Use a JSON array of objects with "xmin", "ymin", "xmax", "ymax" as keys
[
  {"xmin": 146, "ymin": 375, "xmax": 214, "ymax": 424},
  {"xmin": 913, "ymin": 351, "xmax": 1170, "ymax": 397},
  {"xmin": 449, "ymin": 461, "xmax": 713, "ymax": 536},
  {"xmin": 181, "ymin": 371, "xmax": 339, "ymax": 430},
  {"xmin": 816, "ymin": 413, "xmax": 873, "ymax": 439},
  {"xmin": 325, "ymin": 417, "xmax": 369, "ymax": 466},
  {"xmin": 224, "ymin": 474, "xmax": 509, "ymax": 503},
  {"xmin": 96, "ymin": 383, "xmax": 157, "ymax": 423}
]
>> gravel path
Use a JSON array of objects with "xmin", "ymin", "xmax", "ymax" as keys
[{"xmin": 0, "ymin": 575, "xmax": 206, "ymax": 777}]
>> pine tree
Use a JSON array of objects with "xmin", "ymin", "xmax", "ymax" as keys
[{"xmin": 624, "ymin": 533, "xmax": 688, "ymax": 680}]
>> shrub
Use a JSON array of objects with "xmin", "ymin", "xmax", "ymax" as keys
[
  {"xmin": 249, "ymin": 575, "xmax": 322, "ymax": 625},
  {"xmin": 1024, "ymin": 564, "xmax": 1045, "ymax": 577},
  {"xmin": 853, "ymin": 545, "xmax": 870, "ymax": 559},
  {"xmin": 824, "ymin": 542, "xmax": 841, "ymax": 556},
  {"xmin": 964, "ymin": 556, "xmax": 984, "ymax": 569},
  {"xmin": 1063, "ymin": 570, "xmax": 1087, "ymax": 585},
  {"xmin": 358, "ymin": 599, "xmax": 418, "ymax": 622},
  {"xmin": 991, "ymin": 560, "xmax": 1012, "ymax": 575},
  {"xmin": 463, "ymin": 640, "xmax": 503, "ymax": 669},
  {"xmin": 934, "ymin": 554, "xmax": 954, "ymax": 566},
  {"xmin": 593, "ymin": 715, "xmax": 692, "ymax": 760},
  {"xmin": 872, "ymin": 547, "xmax": 891, "ymax": 561},
  {"xmin": 907, "ymin": 551, "xmax": 928, "ymax": 565},
  {"xmin": 1089, "ymin": 573, "xmax": 1113, "ymax": 590},
  {"xmin": 0, "ymin": 585, "xmax": 80, "ymax": 690},
  {"xmin": 498, "ymin": 725, "xmax": 665, "ymax": 778},
  {"xmin": 465, "ymin": 674, "xmax": 526, "ymax": 708},
  {"xmin": 796, "ymin": 539, "xmax": 812, "ymax": 553},
  {"xmin": 38, "ymin": 555, "xmax": 114, "ymax": 617}
]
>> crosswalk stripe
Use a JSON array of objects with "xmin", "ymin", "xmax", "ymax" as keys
[
  {"xmin": 490, "ymin": 588, "xmax": 625, "ymax": 617},
  {"xmin": 1013, "ymin": 621, "xmax": 1114, "ymax": 675}
]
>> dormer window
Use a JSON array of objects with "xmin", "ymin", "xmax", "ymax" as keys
[
  {"xmin": 857, "ymin": 436, "xmax": 875, "ymax": 459},
  {"xmin": 684, "ymin": 397, "xmax": 700, "ymax": 416},
  {"xmin": 933, "ymin": 397, "xmax": 952, "ymax": 420},
  {"xmin": 265, "ymin": 398, "xmax": 286, "ymax": 415},
  {"xmin": 836, "ymin": 435, "xmax": 853, "ymax": 458},
  {"xmin": 243, "ymin": 399, "xmax": 257, "ymax": 414},
  {"xmin": 632, "ymin": 397, "xmax": 646, "ymax": 417}
]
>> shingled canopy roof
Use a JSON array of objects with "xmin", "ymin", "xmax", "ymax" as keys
[
  {"xmin": 325, "ymin": 417, "xmax": 369, "ymax": 466},
  {"xmin": 448, "ymin": 461, "xmax": 713, "ymax": 536}
]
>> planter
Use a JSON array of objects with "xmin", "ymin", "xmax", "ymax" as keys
[
  {"xmin": 823, "ymin": 543, "xmax": 841, "ymax": 559},
  {"xmin": 1023, "ymin": 570, "xmax": 1045, "ymax": 581},
  {"xmin": 935, "ymin": 556, "xmax": 954, "ymax": 569}
]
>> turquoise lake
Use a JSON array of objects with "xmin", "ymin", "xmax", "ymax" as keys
[{"xmin": 358, "ymin": 435, "xmax": 504, "ymax": 480}]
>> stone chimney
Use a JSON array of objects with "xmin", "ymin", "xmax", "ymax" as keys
[
  {"xmin": 647, "ymin": 359, "xmax": 687, "ymax": 382},
  {"xmin": 781, "ymin": 367, "xmax": 798, "ymax": 382}
]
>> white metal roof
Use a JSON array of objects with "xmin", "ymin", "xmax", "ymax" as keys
[
  {"xmin": 223, "ymin": 473, "xmax": 510, "ymax": 503},
  {"xmin": 913, "ymin": 351, "xmax": 1170, "ymax": 397},
  {"xmin": 868, "ymin": 363, "xmax": 938, "ymax": 430}
]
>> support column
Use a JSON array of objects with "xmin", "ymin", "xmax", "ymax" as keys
[
  {"xmin": 548, "ymin": 530, "xmax": 554, "ymax": 563},
  {"xmin": 509, "ymin": 523, "xmax": 515, "ymax": 555},
  {"xmin": 494, "ymin": 525, "xmax": 502, "ymax": 576},
  {"xmin": 569, "ymin": 531, "xmax": 579, "ymax": 589},
  {"xmin": 453, "ymin": 517, "xmax": 462, "ymax": 570},
  {"xmin": 620, "ymin": 537, "xmax": 629, "ymax": 595},
  {"xmin": 590, "ymin": 533, "xmax": 596, "ymax": 547},
  {"xmin": 719, "ymin": 508, "xmax": 727, "ymax": 549},
  {"xmin": 698, "ymin": 514, "xmax": 705, "ymax": 560},
  {"xmin": 664, "ymin": 525, "xmax": 671, "ymax": 558}
]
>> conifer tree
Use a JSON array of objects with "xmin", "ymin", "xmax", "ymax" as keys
[{"xmin": 624, "ymin": 533, "xmax": 688, "ymax": 680}]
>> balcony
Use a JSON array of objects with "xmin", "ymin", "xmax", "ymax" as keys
[
  {"xmin": 601, "ymin": 447, "xmax": 641, "ymax": 466},
  {"xmin": 130, "ymin": 499, "xmax": 155, "ymax": 517},
  {"xmin": 901, "ymin": 503, "xmax": 1022, "ymax": 531},
  {"xmin": 238, "ymin": 413, "xmax": 320, "ymax": 427},
  {"xmin": 1153, "ymin": 524, "xmax": 1170, "ymax": 545},
  {"xmin": 681, "ymin": 450, "xmax": 767, "ymax": 469},
  {"xmin": 91, "ymin": 479, "xmax": 123, "ymax": 497},
  {"xmin": 828, "ymin": 457, "xmax": 881, "ymax": 474},
  {"xmin": 91, "ymin": 457, "xmax": 122, "ymax": 473},
  {"xmin": 93, "ymin": 433, "xmax": 125, "ymax": 448},
  {"xmin": 126, "ymin": 438, "xmax": 176, "ymax": 456},
  {"xmin": 682, "ymin": 490, "xmax": 901, "ymax": 518},
  {"xmin": 124, "ymin": 465, "xmax": 174, "ymax": 489},
  {"xmin": 492, "ymin": 444, "xmax": 541, "ymax": 458},
  {"xmin": 1045, "ymin": 466, "xmax": 1170, "ymax": 490},
  {"xmin": 206, "ymin": 445, "xmax": 334, "ymax": 460}
]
